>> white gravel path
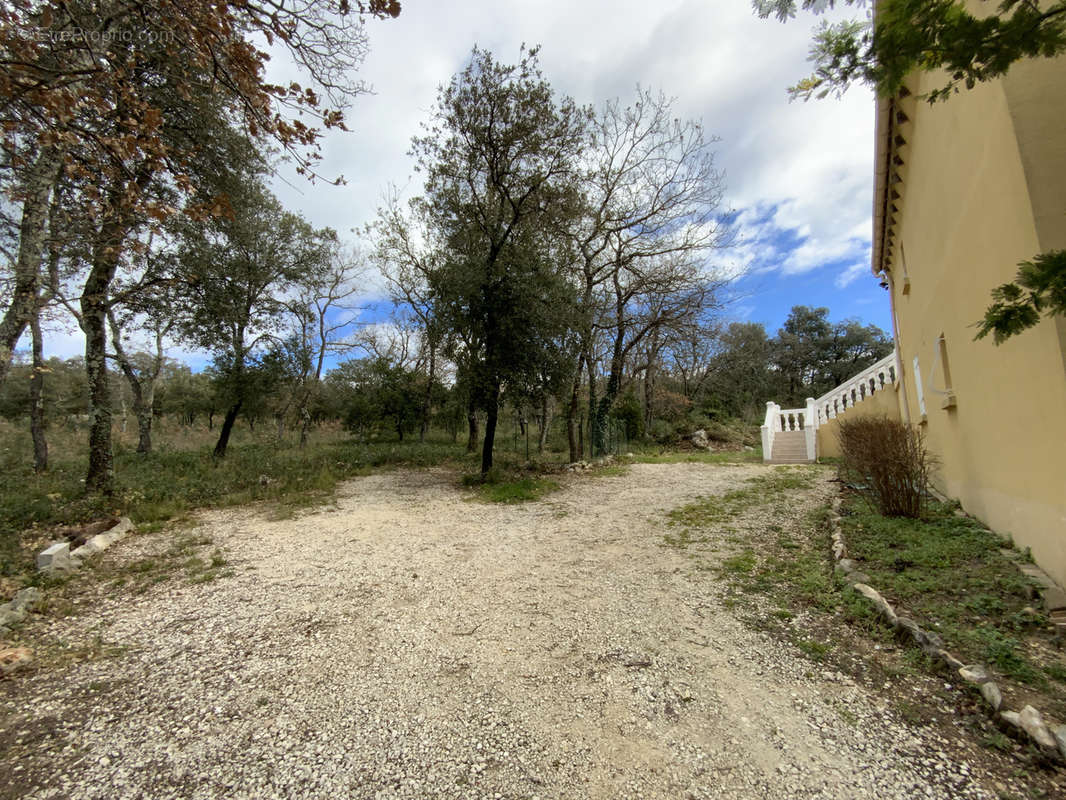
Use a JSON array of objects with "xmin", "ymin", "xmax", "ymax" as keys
[{"xmin": 2, "ymin": 463, "xmax": 999, "ymax": 799}]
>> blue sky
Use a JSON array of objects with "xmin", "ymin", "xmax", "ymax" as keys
[{"xmin": 34, "ymin": 0, "xmax": 895, "ymax": 363}]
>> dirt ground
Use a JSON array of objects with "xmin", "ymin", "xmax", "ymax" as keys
[{"xmin": 0, "ymin": 463, "xmax": 1040, "ymax": 799}]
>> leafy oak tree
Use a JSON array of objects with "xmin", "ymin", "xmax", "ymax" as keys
[
  {"xmin": 400, "ymin": 46, "xmax": 588, "ymax": 475},
  {"xmin": 172, "ymin": 165, "xmax": 334, "ymax": 459}
]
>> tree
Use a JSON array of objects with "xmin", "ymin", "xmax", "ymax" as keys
[
  {"xmin": 0, "ymin": 1, "xmax": 399, "ymax": 491},
  {"xmin": 107, "ymin": 311, "xmax": 172, "ymax": 454},
  {"xmin": 173, "ymin": 169, "xmax": 331, "ymax": 458},
  {"xmin": 754, "ymin": 0, "xmax": 1066, "ymax": 102},
  {"xmin": 375, "ymin": 193, "xmax": 447, "ymax": 443},
  {"xmin": 332, "ymin": 356, "xmax": 422, "ymax": 440},
  {"xmin": 569, "ymin": 90, "xmax": 732, "ymax": 458},
  {"xmin": 770, "ymin": 306, "xmax": 893, "ymax": 404},
  {"xmin": 702, "ymin": 322, "xmax": 776, "ymax": 420},
  {"xmin": 771, "ymin": 305, "xmax": 835, "ymax": 403},
  {"xmin": 282, "ymin": 241, "xmax": 364, "ymax": 446},
  {"xmin": 401, "ymin": 46, "xmax": 588, "ymax": 474}
]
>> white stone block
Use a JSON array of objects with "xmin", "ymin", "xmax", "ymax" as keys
[{"xmin": 37, "ymin": 541, "xmax": 71, "ymax": 570}]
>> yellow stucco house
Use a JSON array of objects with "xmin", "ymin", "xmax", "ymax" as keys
[{"xmin": 762, "ymin": 51, "xmax": 1066, "ymax": 586}]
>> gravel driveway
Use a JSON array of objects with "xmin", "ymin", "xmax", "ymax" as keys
[{"xmin": 2, "ymin": 463, "xmax": 999, "ymax": 799}]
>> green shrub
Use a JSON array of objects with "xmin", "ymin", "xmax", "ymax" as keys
[
  {"xmin": 610, "ymin": 392, "xmax": 645, "ymax": 440},
  {"xmin": 647, "ymin": 418, "xmax": 676, "ymax": 444}
]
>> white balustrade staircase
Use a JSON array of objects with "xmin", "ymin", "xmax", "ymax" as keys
[
  {"xmin": 761, "ymin": 352, "xmax": 899, "ymax": 464},
  {"xmin": 767, "ymin": 430, "xmax": 809, "ymax": 464}
]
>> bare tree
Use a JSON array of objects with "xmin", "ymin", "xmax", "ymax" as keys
[
  {"xmin": 566, "ymin": 89, "xmax": 733, "ymax": 457},
  {"xmin": 286, "ymin": 243, "xmax": 366, "ymax": 446}
]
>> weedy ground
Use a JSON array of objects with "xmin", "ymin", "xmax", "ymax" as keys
[{"xmin": 663, "ymin": 465, "xmax": 1066, "ymax": 780}]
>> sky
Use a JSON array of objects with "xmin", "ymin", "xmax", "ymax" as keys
[{"xmin": 37, "ymin": 0, "xmax": 894, "ymax": 364}]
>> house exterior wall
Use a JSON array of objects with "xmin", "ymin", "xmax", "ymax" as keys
[
  {"xmin": 816, "ymin": 386, "xmax": 902, "ymax": 460},
  {"xmin": 881, "ymin": 57, "xmax": 1066, "ymax": 585}
]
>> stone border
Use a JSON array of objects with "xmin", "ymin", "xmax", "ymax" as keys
[
  {"xmin": 0, "ymin": 587, "xmax": 41, "ymax": 639},
  {"xmin": 36, "ymin": 517, "xmax": 135, "ymax": 574},
  {"xmin": 827, "ymin": 497, "xmax": 1066, "ymax": 761},
  {"xmin": 2, "ymin": 517, "xmax": 137, "ymax": 676}
]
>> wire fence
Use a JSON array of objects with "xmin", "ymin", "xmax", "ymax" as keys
[{"xmin": 503, "ymin": 413, "xmax": 629, "ymax": 461}]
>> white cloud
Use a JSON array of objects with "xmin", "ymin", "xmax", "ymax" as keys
[{"xmin": 835, "ymin": 261, "xmax": 870, "ymax": 289}]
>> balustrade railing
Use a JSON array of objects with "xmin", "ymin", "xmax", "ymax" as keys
[
  {"xmin": 762, "ymin": 351, "xmax": 899, "ymax": 463},
  {"xmin": 812, "ymin": 352, "xmax": 898, "ymax": 426}
]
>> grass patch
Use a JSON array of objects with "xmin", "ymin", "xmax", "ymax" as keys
[
  {"xmin": 839, "ymin": 498, "xmax": 1061, "ymax": 694},
  {"xmin": 0, "ymin": 423, "xmax": 504, "ymax": 576},
  {"xmin": 462, "ymin": 468, "xmax": 561, "ymax": 504},
  {"xmin": 795, "ymin": 637, "xmax": 830, "ymax": 661},
  {"xmin": 666, "ymin": 467, "xmax": 818, "ymax": 534}
]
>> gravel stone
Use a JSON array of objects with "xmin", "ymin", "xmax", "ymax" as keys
[{"xmin": 0, "ymin": 465, "xmax": 1004, "ymax": 799}]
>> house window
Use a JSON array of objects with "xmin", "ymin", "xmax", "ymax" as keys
[
  {"xmin": 932, "ymin": 334, "xmax": 957, "ymax": 409},
  {"xmin": 900, "ymin": 242, "xmax": 911, "ymax": 295},
  {"xmin": 912, "ymin": 355, "xmax": 927, "ymax": 417}
]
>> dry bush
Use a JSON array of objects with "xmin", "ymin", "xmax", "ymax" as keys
[{"xmin": 837, "ymin": 416, "xmax": 936, "ymax": 518}]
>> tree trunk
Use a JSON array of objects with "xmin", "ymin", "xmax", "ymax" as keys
[
  {"xmin": 0, "ymin": 150, "xmax": 60, "ymax": 389},
  {"xmin": 83, "ymin": 248, "xmax": 122, "ymax": 494},
  {"xmin": 586, "ymin": 352, "xmax": 598, "ymax": 457},
  {"xmin": 465, "ymin": 399, "xmax": 479, "ymax": 453},
  {"xmin": 644, "ymin": 329, "xmax": 660, "ymax": 433},
  {"xmin": 420, "ymin": 342, "xmax": 436, "ymax": 444},
  {"xmin": 29, "ymin": 313, "xmax": 47, "ymax": 472},
  {"xmin": 594, "ymin": 324, "xmax": 626, "ymax": 456},
  {"xmin": 136, "ymin": 405, "xmax": 153, "ymax": 455},
  {"xmin": 480, "ymin": 384, "xmax": 499, "ymax": 475},
  {"xmin": 299, "ymin": 409, "xmax": 312, "ymax": 448},
  {"xmin": 214, "ymin": 402, "xmax": 242, "ymax": 458},
  {"xmin": 566, "ymin": 355, "xmax": 583, "ymax": 463},
  {"xmin": 538, "ymin": 393, "xmax": 551, "ymax": 455},
  {"xmin": 136, "ymin": 374, "xmax": 155, "ymax": 455}
]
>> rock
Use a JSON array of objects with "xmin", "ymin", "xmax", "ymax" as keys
[
  {"xmin": 1052, "ymin": 724, "xmax": 1066, "ymax": 760},
  {"xmin": 853, "ymin": 583, "xmax": 898, "ymax": 627},
  {"xmin": 11, "ymin": 587, "xmax": 41, "ymax": 611},
  {"xmin": 958, "ymin": 665, "xmax": 990, "ymax": 684},
  {"xmin": 1018, "ymin": 563, "xmax": 1055, "ymax": 590},
  {"xmin": 0, "ymin": 607, "xmax": 21, "ymax": 627},
  {"xmin": 37, "ymin": 540, "xmax": 71, "ymax": 571},
  {"xmin": 72, "ymin": 517, "xmax": 134, "ymax": 559},
  {"xmin": 1018, "ymin": 705, "xmax": 1058, "ymax": 751},
  {"xmin": 896, "ymin": 616, "xmax": 920, "ymax": 636},
  {"xmin": 1000, "ymin": 710, "xmax": 1022, "ymax": 729},
  {"xmin": 690, "ymin": 430, "xmax": 711, "ymax": 450},
  {"xmin": 980, "ymin": 681, "xmax": 1003, "ymax": 711},
  {"xmin": 0, "ymin": 646, "xmax": 32, "ymax": 675},
  {"xmin": 0, "ymin": 586, "xmax": 42, "ymax": 628},
  {"xmin": 1042, "ymin": 586, "xmax": 1066, "ymax": 613},
  {"xmin": 894, "ymin": 615, "xmax": 941, "ymax": 650},
  {"xmin": 835, "ymin": 559, "xmax": 857, "ymax": 574},
  {"xmin": 847, "ymin": 572, "xmax": 872, "ymax": 585},
  {"xmin": 934, "ymin": 649, "xmax": 964, "ymax": 671}
]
